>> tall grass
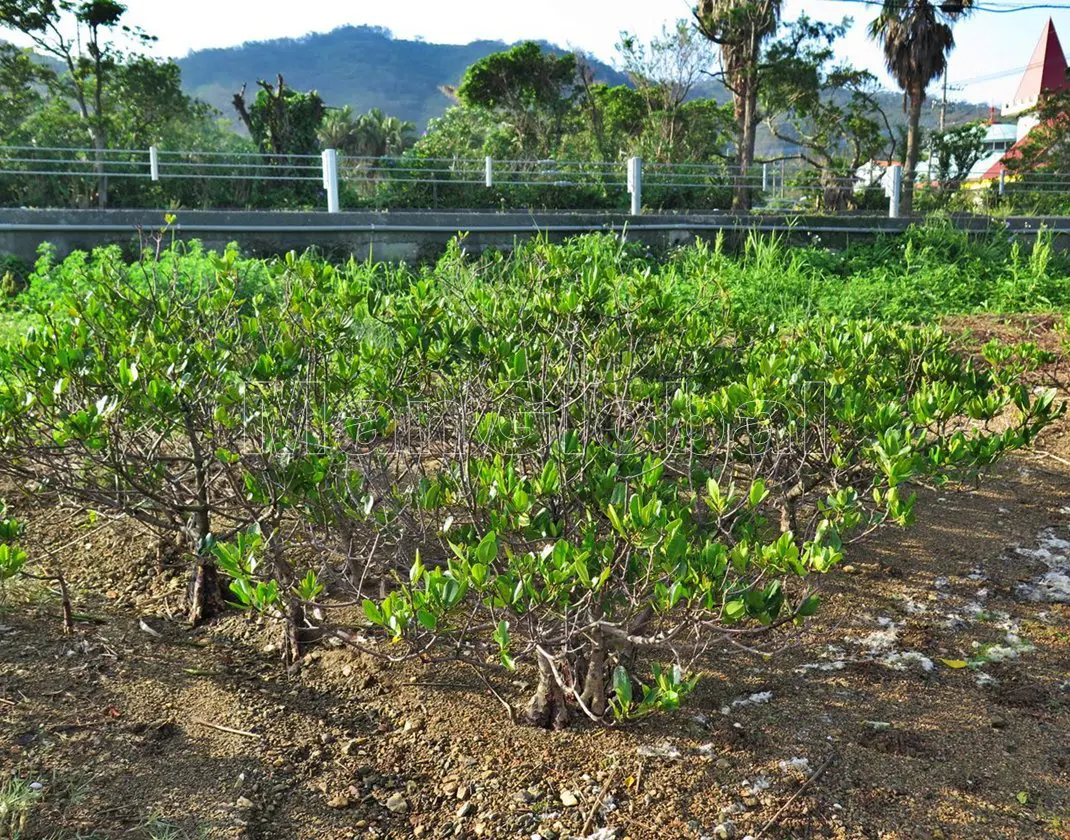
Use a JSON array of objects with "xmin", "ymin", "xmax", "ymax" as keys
[{"xmin": 2, "ymin": 218, "xmax": 1068, "ymax": 344}]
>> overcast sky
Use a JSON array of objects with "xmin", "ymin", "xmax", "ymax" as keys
[{"xmin": 10, "ymin": 0, "xmax": 1069, "ymax": 108}]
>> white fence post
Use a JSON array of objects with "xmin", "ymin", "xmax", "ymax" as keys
[
  {"xmin": 485, "ymin": 156, "xmax": 493, "ymax": 188},
  {"xmin": 627, "ymin": 156, "xmax": 642, "ymax": 216},
  {"xmin": 998, "ymin": 169, "xmax": 1006, "ymax": 197},
  {"xmin": 149, "ymin": 146, "xmax": 159, "ymax": 182},
  {"xmin": 762, "ymin": 163, "xmax": 768, "ymax": 194},
  {"xmin": 322, "ymin": 148, "xmax": 340, "ymax": 213},
  {"xmin": 889, "ymin": 163, "xmax": 903, "ymax": 219}
]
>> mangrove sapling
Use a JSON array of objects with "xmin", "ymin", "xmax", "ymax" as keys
[
  {"xmin": 0, "ymin": 247, "xmax": 371, "ymax": 626},
  {"xmin": 212, "ymin": 237, "xmax": 1063, "ymax": 728}
]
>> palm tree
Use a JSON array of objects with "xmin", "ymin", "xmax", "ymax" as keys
[
  {"xmin": 869, "ymin": 0, "xmax": 972, "ymax": 215},
  {"xmin": 381, "ymin": 115, "xmax": 418, "ymax": 157},
  {"xmin": 352, "ymin": 109, "xmax": 417, "ymax": 158},
  {"xmin": 318, "ymin": 107, "xmax": 417, "ymax": 158},
  {"xmin": 317, "ymin": 106, "xmax": 362, "ymax": 154}
]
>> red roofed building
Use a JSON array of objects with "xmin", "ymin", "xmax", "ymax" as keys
[
  {"xmin": 1005, "ymin": 18, "xmax": 1070, "ymax": 118},
  {"xmin": 972, "ymin": 18, "xmax": 1069, "ymax": 181}
]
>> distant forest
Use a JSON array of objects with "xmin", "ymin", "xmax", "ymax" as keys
[{"xmin": 176, "ymin": 24, "xmax": 989, "ymax": 145}]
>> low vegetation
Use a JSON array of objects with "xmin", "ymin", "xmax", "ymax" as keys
[{"xmin": 0, "ymin": 227, "xmax": 1062, "ymax": 731}]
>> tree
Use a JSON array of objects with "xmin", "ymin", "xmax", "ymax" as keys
[
  {"xmin": 0, "ymin": 0, "xmax": 155, "ymax": 207},
  {"xmin": 929, "ymin": 120, "xmax": 986, "ymax": 192},
  {"xmin": 694, "ymin": 0, "xmax": 783, "ymax": 210},
  {"xmin": 0, "ymin": 44, "xmax": 48, "ymax": 140},
  {"xmin": 617, "ymin": 20, "xmax": 716, "ymax": 161},
  {"xmin": 355, "ymin": 108, "xmax": 417, "ymax": 158},
  {"xmin": 318, "ymin": 106, "xmax": 362, "ymax": 154},
  {"xmin": 457, "ymin": 42, "xmax": 579, "ymax": 157},
  {"xmin": 762, "ymin": 17, "xmax": 893, "ymax": 211},
  {"xmin": 233, "ymin": 74, "xmax": 326, "ymax": 159},
  {"xmin": 110, "ymin": 57, "xmax": 213, "ymax": 149},
  {"xmin": 1004, "ymin": 87, "xmax": 1070, "ymax": 177},
  {"xmin": 869, "ymin": 0, "xmax": 973, "ymax": 216}
]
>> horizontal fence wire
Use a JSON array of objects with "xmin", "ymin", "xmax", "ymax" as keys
[{"xmin": 3, "ymin": 144, "xmax": 1068, "ymax": 212}]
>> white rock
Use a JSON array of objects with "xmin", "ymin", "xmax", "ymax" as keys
[
  {"xmin": 778, "ymin": 757, "xmax": 811, "ymax": 775},
  {"xmin": 880, "ymin": 651, "xmax": 934, "ymax": 672},
  {"xmin": 636, "ymin": 741, "xmax": 681, "ymax": 759},
  {"xmin": 719, "ymin": 691, "xmax": 773, "ymax": 714},
  {"xmin": 385, "ymin": 792, "xmax": 408, "ymax": 813}
]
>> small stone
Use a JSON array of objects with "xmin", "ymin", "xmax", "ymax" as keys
[
  {"xmin": 991, "ymin": 717, "xmax": 1008, "ymax": 730},
  {"xmin": 559, "ymin": 790, "xmax": 580, "ymax": 807},
  {"xmin": 235, "ymin": 796, "xmax": 255, "ymax": 810},
  {"xmin": 385, "ymin": 793, "xmax": 408, "ymax": 813},
  {"xmin": 342, "ymin": 664, "xmax": 353, "ymax": 677},
  {"xmin": 713, "ymin": 822, "xmax": 735, "ymax": 839},
  {"xmin": 342, "ymin": 739, "xmax": 359, "ymax": 756},
  {"xmin": 456, "ymin": 784, "xmax": 471, "ymax": 800},
  {"xmin": 327, "ymin": 793, "xmax": 350, "ymax": 809},
  {"xmin": 457, "ymin": 801, "xmax": 476, "ymax": 819}
]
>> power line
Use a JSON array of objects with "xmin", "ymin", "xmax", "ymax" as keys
[{"xmin": 820, "ymin": 0, "xmax": 1070, "ymax": 12}]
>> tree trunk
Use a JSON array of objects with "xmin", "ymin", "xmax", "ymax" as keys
[
  {"xmin": 187, "ymin": 556, "xmax": 225, "ymax": 625},
  {"xmin": 524, "ymin": 649, "xmax": 570, "ymax": 729},
  {"xmin": 578, "ymin": 629, "xmax": 606, "ymax": 717},
  {"xmin": 92, "ymin": 131, "xmax": 108, "ymax": 210},
  {"xmin": 733, "ymin": 81, "xmax": 759, "ymax": 212},
  {"xmin": 902, "ymin": 89, "xmax": 925, "ymax": 217},
  {"xmin": 184, "ymin": 410, "xmax": 222, "ymax": 625},
  {"xmin": 284, "ymin": 596, "xmax": 306, "ymax": 668}
]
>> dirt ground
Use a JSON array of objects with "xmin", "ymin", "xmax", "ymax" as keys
[{"xmin": 1, "ymin": 315, "xmax": 1068, "ymax": 840}]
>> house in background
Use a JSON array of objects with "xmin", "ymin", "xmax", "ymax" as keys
[{"xmin": 969, "ymin": 17, "xmax": 1069, "ymax": 182}]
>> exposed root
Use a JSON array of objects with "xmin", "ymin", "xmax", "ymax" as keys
[{"xmin": 525, "ymin": 649, "xmax": 570, "ymax": 729}]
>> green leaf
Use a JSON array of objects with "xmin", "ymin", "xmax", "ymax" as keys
[
  {"xmin": 612, "ymin": 665, "xmax": 632, "ymax": 709},
  {"xmin": 118, "ymin": 358, "xmax": 138, "ymax": 388},
  {"xmin": 798, "ymin": 594, "xmax": 821, "ymax": 618},
  {"xmin": 725, "ymin": 598, "xmax": 746, "ymax": 621},
  {"xmin": 417, "ymin": 609, "xmax": 437, "ymax": 631},
  {"xmin": 475, "ymin": 531, "xmax": 498, "ymax": 566},
  {"xmin": 362, "ymin": 600, "xmax": 384, "ymax": 626}
]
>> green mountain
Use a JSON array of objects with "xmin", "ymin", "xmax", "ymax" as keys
[
  {"xmin": 176, "ymin": 25, "xmax": 631, "ymax": 129},
  {"xmin": 176, "ymin": 24, "xmax": 991, "ymax": 154}
]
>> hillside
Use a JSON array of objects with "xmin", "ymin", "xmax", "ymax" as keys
[
  {"xmin": 176, "ymin": 25, "xmax": 631, "ymax": 129},
  {"xmin": 176, "ymin": 24, "xmax": 991, "ymax": 154}
]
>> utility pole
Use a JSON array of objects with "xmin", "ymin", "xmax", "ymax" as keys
[{"xmin": 940, "ymin": 70, "xmax": 948, "ymax": 132}]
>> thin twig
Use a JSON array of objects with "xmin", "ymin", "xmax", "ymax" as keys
[
  {"xmin": 755, "ymin": 750, "xmax": 837, "ymax": 839},
  {"xmin": 190, "ymin": 718, "xmax": 261, "ymax": 739},
  {"xmin": 1030, "ymin": 451, "xmax": 1070, "ymax": 468},
  {"xmin": 581, "ymin": 764, "xmax": 621, "ymax": 835},
  {"xmin": 468, "ymin": 663, "xmax": 515, "ymax": 724}
]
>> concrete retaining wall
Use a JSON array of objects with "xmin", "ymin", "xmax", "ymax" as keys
[{"xmin": 0, "ymin": 208, "xmax": 1058, "ymax": 264}]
